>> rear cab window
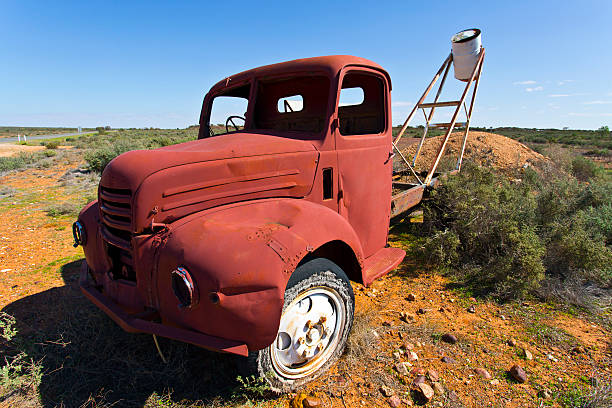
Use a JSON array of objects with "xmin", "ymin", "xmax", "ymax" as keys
[{"xmin": 253, "ymin": 75, "xmax": 330, "ymax": 138}]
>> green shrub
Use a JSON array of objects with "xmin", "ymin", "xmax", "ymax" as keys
[
  {"xmin": 44, "ymin": 140, "xmax": 60, "ymax": 149},
  {"xmin": 571, "ymin": 155, "xmax": 605, "ymax": 182},
  {"xmin": 412, "ymin": 161, "xmax": 612, "ymax": 300},
  {"xmin": 0, "ymin": 152, "xmax": 43, "ymax": 172}
]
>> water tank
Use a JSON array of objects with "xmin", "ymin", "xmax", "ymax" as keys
[{"xmin": 451, "ymin": 28, "xmax": 482, "ymax": 81}]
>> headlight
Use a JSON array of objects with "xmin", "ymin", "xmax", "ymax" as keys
[{"xmin": 171, "ymin": 267, "xmax": 199, "ymax": 309}]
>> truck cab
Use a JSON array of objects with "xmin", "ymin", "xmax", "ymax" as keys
[{"xmin": 76, "ymin": 55, "xmax": 406, "ymax": 392}]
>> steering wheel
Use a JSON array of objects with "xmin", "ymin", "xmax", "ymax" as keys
[{"xmin": 225, "ymin": 115, "xmax": 245, "ymax": 133}]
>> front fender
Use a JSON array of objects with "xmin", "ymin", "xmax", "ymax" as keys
[{"xmin": 155, "ymin": 198, "xmax": 364, "ymax": 351}]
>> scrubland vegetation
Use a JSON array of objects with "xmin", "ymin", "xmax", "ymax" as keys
[{"xmin": 402, "ymin": 152, "xmax": 611, "ymax": 311}]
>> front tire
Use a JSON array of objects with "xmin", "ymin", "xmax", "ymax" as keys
[{"xmin": 257, "ymin": 258, "xmax": 355, "ymax": 393}]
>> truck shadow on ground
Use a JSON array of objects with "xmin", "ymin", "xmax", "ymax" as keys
[{"xmin": 1, "ymin": 259, "xmax": 254, "ymax": 407}]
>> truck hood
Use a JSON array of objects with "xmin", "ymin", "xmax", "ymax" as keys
[{"xmin": 99, "ymin": 132, "xmax": 319, "ymax": 234}]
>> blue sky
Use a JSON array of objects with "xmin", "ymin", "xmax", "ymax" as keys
[{"xmin": 1, "ymin": 0, "xmax": 611, "ymax": 130}]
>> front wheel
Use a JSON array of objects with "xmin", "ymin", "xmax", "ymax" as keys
[{"xmin": 257, "ymin": 258, "xmax": 354, "ymax": 392}]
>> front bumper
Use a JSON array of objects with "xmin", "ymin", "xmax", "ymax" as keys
[{"xmin": 79, "ymin": 262, "xmax": 249, "ymax": 357}]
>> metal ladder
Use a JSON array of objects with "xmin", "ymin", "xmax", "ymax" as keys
[{"xmin": 393, "ymin": 48, "xmax": 485, "ymax": 186}]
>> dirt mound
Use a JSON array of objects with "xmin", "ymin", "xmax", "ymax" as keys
[{"xmin": 399, "ymin": 131, "xmax": 549, "ymax": 173}]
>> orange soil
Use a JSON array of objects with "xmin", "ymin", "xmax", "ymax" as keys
[{"xmin": 0, "ymin": 144, "xmax": 74, "ymax": 157}]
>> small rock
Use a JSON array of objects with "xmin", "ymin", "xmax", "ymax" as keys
[
  {"xmin": 571, "ymin": 346, "xmax": 583, "ymax": 354},
  {"xmin": 1, "ymin": 268, "xmax": 12, "ymax": 272},
  {"xmin": 499, "ymin": 314, "xmax": 506, "ymax": 320},
  {"xmin": 427, "ymin": 369, "xmax": 439, "ymax": 382},
  {"xmin": 407, "ymin": 351, "xmax": 418, "ymax": 361},
  {"xmin": 417, "ymin": 383, "xmax": 435, "ymax": 401},
  {"xmin": 417, "ymin": 308, "xmax": 428, "ymax": 315},
  {"xmin": 490, "ymin": 379, "xmax": 500, "ymax": 385},
  {"xmin": 372, "ymin": 330, "xmax": 380, "ymax": 338},
  {"xmin": 400, "ymin": 312, "xmax": 415, "ymax": 323},
  {"xmin": 467, "ymin": 305, "xmax": 476, "ymax": 313},
  {"xmin": 393, "ymin": 351, "xmax": 402, "ymax": 360},
  {"xmin": 441, "ymin": 356, "xmax": 456, "ymax": 364},
  {"xmin": 415, "ymin": 341, "xmax": 423, "ymax": 348},
  {"xmin": 403, "ymin": 342, "xmax": 414, "ymax": 350},
  {"xmin": 388, "ymin": 395, "xmax": 402, "ymax": 408},
  {"xmin": 524, "ymin": 349, "xmax": 533, "ymax": 360},
  {"xmin": 413, "ymin": 375, "xmax": 426, "ymax": 385},
  {"xmin": 432, "ymin": 381, "xmax": 444, "ymax": 394},
  {"xmin": 474, "ymin": 368, "xmax": 491, "ymax": 379},
  {"xmin": 406, "ymin": 293, "xmax": 417, "ymax": 301},
  {"xmin": 507, "ymin": 338, "xmax": 517, "ymax": 347},
  {"xmin": 509, "ymin": 364, "xmax": 527, "ymax": 383},
  {"xmin": 395, "ymin": 362, "xmax": 411, "ymax": 376},
  {"xmin": 547, "ymin": 353, "xmax": 558, "ymax": 362},
  {"xmin": 441, "ymin": 333, "xmax": 457, "ymax": 344},
  {"xmin": 402, "ymin": 398, "xmax": 414, "ymax": 406},
  {"xmin": 303, "ymin": 396, "xmax": 321, "ymax": 408},
  {"xmin": 381, "ymin": 385, "xmax": 395, "ymax": 397}
]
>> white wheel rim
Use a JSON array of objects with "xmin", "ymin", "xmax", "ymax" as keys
[{"xmin": 270, "ymin": 285, "xmax": 346, "ymax": 379}]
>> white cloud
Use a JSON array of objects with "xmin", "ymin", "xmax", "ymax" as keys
[
  {"xmin": 582, "ymin": 100, "xmax": 612, "ymax": 105},
  {"xmin": 513, "ymin": 80, "xmax": 537, "ymax": 85},
  {"xmin": 569, "ymin": 112, "xmax": 612, "ymax": 117},
  {"xmin": 557, "ymin": 79, "xmax": 575, "ymax": 85},
  {"xmin": 548, "ymin": 94, "xmax": 570, "ymax": 97},
  {"xmin": 526, "ymin": 86, "xmax": 544, "ymax": 92}
]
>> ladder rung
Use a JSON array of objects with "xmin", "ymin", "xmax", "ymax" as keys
[
  {"xmin": 419, "ymin": 101, "xmax": 461, "ymax": 108},
  {"xmin": 431, "ymin": 122, "xmax": 467, "ymax": 128}
]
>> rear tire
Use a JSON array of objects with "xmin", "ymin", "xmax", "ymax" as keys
[{"xmin": 256, "ymin": 258, "xmax": 354, "ymax": 393}]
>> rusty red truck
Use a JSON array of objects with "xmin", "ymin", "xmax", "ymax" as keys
[{"xmin": 74, "ymin": 45, "xmax": 484, "ymax": 392}]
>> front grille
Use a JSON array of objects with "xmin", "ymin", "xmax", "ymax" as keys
[{"xmin": 99, "ymin": 186, "xmax": 135, "ymax": 281}]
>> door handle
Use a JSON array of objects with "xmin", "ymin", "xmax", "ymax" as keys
[{"xmin": 385, "ymin": 151, "xmax": 395, "ymax": 164}]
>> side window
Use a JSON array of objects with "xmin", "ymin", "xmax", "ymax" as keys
[
  {"xmin": 209, "ymin": 84, "xmax": 250, "ymax": 135},
  {"xmin": 338, "ymin": 73, "xmax": 385, "ymax": 136}
]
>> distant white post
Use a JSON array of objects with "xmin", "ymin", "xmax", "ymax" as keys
[
  {"xmin": 18, "ymin": 134, "xmax": 21, "ymax": 143},
  {"xmin": 23, "ymin": 135, "xmax": 27, "ymax": 143}
]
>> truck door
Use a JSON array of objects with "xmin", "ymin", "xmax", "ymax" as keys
[{"xmin": 335, "ymin": 69, "xmax": 392, "ymax": 258}]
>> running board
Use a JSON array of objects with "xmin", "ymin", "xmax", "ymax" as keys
[{"xmin": 362, "ymin": 247, "xmax": 406, "ymax": 287}]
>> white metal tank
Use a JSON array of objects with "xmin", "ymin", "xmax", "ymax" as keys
[{"xmin": 451, "ymin": 28, "xmax": 482, "ymax": 81}]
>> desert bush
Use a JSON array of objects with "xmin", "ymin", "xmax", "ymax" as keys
[
  {"xmin": 44, "ymin": 140, "xmax": 60, "ymax": 149},
  {"xmin": 82, "ymin": 129, "xmax": 197, "ymax": 173},
  {"xmin": 571, "ymin": 155, "xmax": 605, "ymax": 182},
  {"xmin": 85, "ymin": 139, "xmax": 145, "ymax": 173},
  {"xmin": 45, "ymin": 201, "xmax": 81, "ymax": 217},
  {"xmin": 412, "ymin": 160, "xmax": 612, "ymax": 300},
  {"xmin": 0, "ymin": 152, "xmax": 47, "ymax": 173}
]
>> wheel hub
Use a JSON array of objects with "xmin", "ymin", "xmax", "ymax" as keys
[{"xmin": 270, "ymin": 287, "xmax": 346, "ymax": 379}]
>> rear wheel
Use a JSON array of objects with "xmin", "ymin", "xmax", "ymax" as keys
[{"xmin": 257, "ymin": 258, "xmax": 354, "ymax": 392}]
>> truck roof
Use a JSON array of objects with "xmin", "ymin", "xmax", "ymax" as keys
[{"xmin": 209, "ymin": 55, "xmax": 392, "ymax": 93}]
